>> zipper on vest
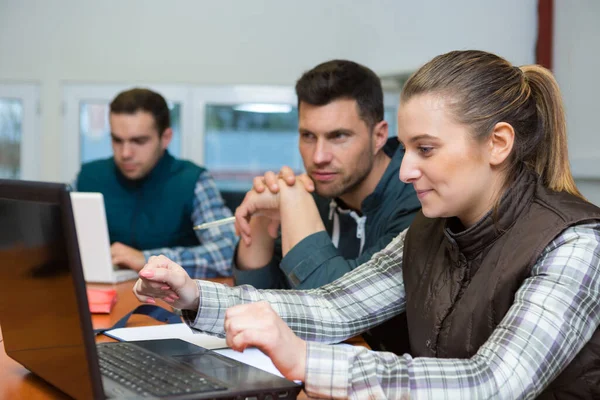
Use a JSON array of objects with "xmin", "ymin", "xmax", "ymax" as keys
[
  {"xmin": 130, "ymin": 187, "xmax": 143, "ymax": 248},
  {"xmin": 432, "ymin": 238, "xmax": 470, "ymax": 356}
]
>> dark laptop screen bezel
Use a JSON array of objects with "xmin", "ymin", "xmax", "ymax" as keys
[{"xmin": 0, "ymin": 179, "xmax": 105, "ymax": 399}]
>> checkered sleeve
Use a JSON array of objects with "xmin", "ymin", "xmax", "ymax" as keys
[
  {"xmin": 184, "ymin": 230, "xmax": 409, "ymax": 341},
  {"xmin": 303, "ymin": 223, "xmax": 600, "ymax": 399},
  {"xmin": 143, "ymin": 170, "xmax": 237, "ymax": 278}
]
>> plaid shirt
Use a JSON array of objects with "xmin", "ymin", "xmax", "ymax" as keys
[
  {"xmin": 184, "ymin": 222, "xmax": 600, "ymax": 399},
  {"xmin": 141, "ymin": 170, "xmax": 236, "ymax": 278},
  {"xmin": 73, "ymin": 170, "xmax": 236, "ymax": 278}
]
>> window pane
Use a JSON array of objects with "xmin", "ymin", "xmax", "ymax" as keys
[
  {"xmin": 385, "ymin": 106, "xmax": 398, "ymax": 138},
  {"xmin": 204, "ymin": 104, "xmax": 302, "ymax": 191},
  {"xmin": 79, "ymin": 101, "xmax": 182, "ymax": 164},
  {"xmin": 0, "ymin": 98, "xmax": 23, "ymax": 178}
]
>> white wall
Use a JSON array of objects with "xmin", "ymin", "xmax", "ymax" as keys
[
  {"xmin": 554, "ymin": 0, "xmax": 600, "ymax": 205},
  {"xmin": 0, "ymin": 0, "xmax": 537, "ymax": 181}
]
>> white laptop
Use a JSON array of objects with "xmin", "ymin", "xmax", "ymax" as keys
[{"xmin": 70, "ymin": 192, "xmax": 139, "ymax": 283}]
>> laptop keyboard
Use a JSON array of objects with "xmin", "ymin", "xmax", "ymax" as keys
[{"xmin": 97, "ymin": 342, "xmax": 228, "ymax": 397}]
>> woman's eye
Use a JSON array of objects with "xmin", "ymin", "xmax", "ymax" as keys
[{"xmin": 418, "ymin": 146, "xmax": 433, "ymax": 154}]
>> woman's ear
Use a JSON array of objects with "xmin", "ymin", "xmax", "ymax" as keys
[{"xmin": 489, "ymin": 122, "xmax": 515, "ymax": 166}]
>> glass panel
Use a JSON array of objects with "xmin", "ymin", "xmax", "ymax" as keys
[
  {"xmin": 0, "ymin": 98, "xmax": 23, "ymax": 178},
  {"xmin": 385, "ymin": 106, "xmax": 398, "ymax": 138},
  {"xmin": 204, "ymin": 104, "xmax": 302, "ymax": 192},
  {"xmin": 79, "ymin": 101, "xmax": 182, "ymax": 164}
]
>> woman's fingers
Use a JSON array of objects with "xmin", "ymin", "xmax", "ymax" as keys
[
  {"xmin": 133, "ymin": 279, "xmax": 156, "ymax": 303},
  {"xmin": 223, "ymin": 301, "xmax": 306, "ymax": 381}
]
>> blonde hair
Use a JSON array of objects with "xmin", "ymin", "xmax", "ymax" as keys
[{"xmin": 401, "ymin": 50, "xmax": 583, "ymax": 199}]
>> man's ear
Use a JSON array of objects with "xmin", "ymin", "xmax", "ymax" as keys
[
  {"xmin": 488, "ymin": 122, "xmax": 515, "ymax": 166},
  {"xmin": 160, "ymin": 128, "xmax": 173, "ymax": 150},
  {"xmin": 372, "ymin": 120, "xmax": 389, "ymax": 154}
]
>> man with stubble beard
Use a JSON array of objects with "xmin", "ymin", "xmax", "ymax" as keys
[{"xmin": 232, "ymin": 60, "xmax": 421, "ymax": 354}]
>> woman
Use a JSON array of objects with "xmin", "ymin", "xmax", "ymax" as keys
[{"xmin": 134, "ymin": 50, "xmax": 600, "ymax": 399}]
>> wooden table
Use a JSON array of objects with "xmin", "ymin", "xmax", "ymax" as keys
[{"xmin": 0, "ymin": 277, "xmax": 368, "ymax": 399}]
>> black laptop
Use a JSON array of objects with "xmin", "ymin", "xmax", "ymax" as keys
[{"xmin": 0, "ymin": 179, "xmax": 302, "ymax": 399}]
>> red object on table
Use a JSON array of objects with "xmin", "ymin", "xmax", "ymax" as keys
[{"xmin": 86, "ymin": 288, "xmax": 118, "ymax": 313}]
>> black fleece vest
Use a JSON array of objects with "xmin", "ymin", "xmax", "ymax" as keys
[{"xmin": 403, "ymin": 170, "xmax": 600, "ymax": 398}]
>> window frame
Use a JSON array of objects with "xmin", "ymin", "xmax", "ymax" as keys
[
  {"xmin": 61, "ymin": 83, "xmax": 193, "ymax": 182},
  {"xmin": 191, "ymin": 85, "xmax": 298, "ymax": 166},
  {"xmin": 62, "ymin": 83, "xmax": 401, "ymax": 182},
  {"xmin": 191, "ymin": 85, "xmax": 401, "ymax": 161}
]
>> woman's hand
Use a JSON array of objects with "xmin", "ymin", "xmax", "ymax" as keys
[
  {"xmin": 133, "ymin": 255, "xmax": 199, "ymax": 310},
  {"xmin": 224, "ymin": 301, "xmax": 307, "ymax": 382}
]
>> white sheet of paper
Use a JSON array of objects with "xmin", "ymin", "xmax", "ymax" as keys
[
  {"xmin": 103, "ymin": 324, "xmax": 287, "ymax": 379},
  {"xmin": 103, "ymin": 323, "xmax": 228, "ymax": 350},
  {"xmin": 214, "ymin": 348, "xmax": 284, "ymax": 378},
  {"xmin": 104, "ymin": 323, "xmax": 352, "ymax": 384}
]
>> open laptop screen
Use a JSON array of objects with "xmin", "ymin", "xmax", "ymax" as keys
[{"xmin": 0, "ymin": 180, "xmax": 103, "ymax": 399}]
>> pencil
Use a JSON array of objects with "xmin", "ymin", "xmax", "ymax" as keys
[{"xmin": 193, "ymin": 216, "xmax": 236, "ymax": 230}]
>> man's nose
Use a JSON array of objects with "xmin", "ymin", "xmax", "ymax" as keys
[
  {"xmin": 312, "ymin": 140, "xmax": 333, "ymax": 165},
  {"xmin": 120, "ymin": 142, "xmax": 133, "ymax": 158}
]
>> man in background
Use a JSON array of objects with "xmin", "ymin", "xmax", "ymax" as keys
[
  {"xmin": 73, "ymin": 88, "xmax": 236, "ymax": 278},
  {"xmin": 234, "ymin": 60, "xmax": 421, "ymax": 353}
]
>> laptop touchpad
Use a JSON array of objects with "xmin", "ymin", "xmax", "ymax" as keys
[
  {"xmin": 175, "ymin": 353, "xmax": 237, "ymax": 370},
  {"xmin": 134, "ymin": 339, "xmax": 208, "ymax": 357},
  {"xmin": 174, "ymin": 353, "xmax": 256, "ymax": 385}
]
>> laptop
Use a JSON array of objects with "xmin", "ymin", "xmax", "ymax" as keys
[
  {"xmin": 0, "ymin": 179, "xmax": 302, "ymax": 400},
  {"xmin": 70, "ymin": 192, "xmax": 139, "ymax": 283}
]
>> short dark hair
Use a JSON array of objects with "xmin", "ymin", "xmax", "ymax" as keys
[
  {"xmin": 295, "ymin": 60, "xmax": 384, "ymax": 129},
  {"xmin": 110, "ymin": 88, "xmax": 171, "ymax": 136}
]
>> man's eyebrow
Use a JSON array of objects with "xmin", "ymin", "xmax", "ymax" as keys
[
  {"xmin": 298, "ymin": 128, "xmax": 354, "ymax": 136},
  {"xmin": 110, "ymin": 133, "xmax": 149, "ymax": 141},
  {"xmin": 325, "ymin": 128, "xmax": 354, "ymax": 136}
]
